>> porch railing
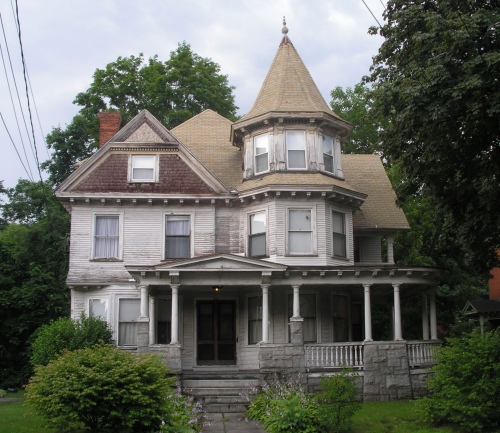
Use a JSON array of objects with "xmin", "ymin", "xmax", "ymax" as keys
[
  {"xmin": 407, "ymin": 341, "xmax": 441, "ymax": 368},
  {"xmin": 305, "ymin": 343, "xmax": 364, "ymax": 369}
]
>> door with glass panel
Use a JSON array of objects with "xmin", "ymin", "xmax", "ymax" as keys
[{"xmin": 196, "ymin": 300, "xmax": 236, "ymax": 365}]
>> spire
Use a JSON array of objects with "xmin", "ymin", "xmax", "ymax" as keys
[{"xmin": 281, "ymin": 16, "xmax": 291, "ymax": 45}]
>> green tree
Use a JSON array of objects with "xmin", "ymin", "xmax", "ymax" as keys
[
  {"xmin": 0, "ymin": 180, "xmax": 6, "ymax": 230},
  {"xmin": 30, "ymin": 314, "xmax": 114, "ymax": 367},
  {"xmin": 330, "ymin": 83, "xmax": 381, "ymax": 154},
  {"xmin": 367, "ymin": 0, "xmax": 500, "ymax": 271},
  {"xmin": 42, "ymin": 43, "xmax": 238, "ymax": 186}
]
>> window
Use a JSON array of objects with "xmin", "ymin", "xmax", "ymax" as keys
[
  {"xmin": 254, "ymin": 134, "xmax": 269, "ymax": 174},
  {"xmin": 94, "ymin": 215, "xmax": 119, "ymax": 258},
  {"xmin": 249, "ymin": 212, "xmax": 266, "ymax": 257},
  {"xmin": 323, "ymin": 135, "xmax": 334, "ymax": 173},
  {"xmin": 248, "ymin": 296, "xmax": 262, "ymax": 344},
  {"xmin": 131, "ymin": 155, "xmax": 156, "ymax": 181},
  {"xmin": 165, "ymin": 216, "xmax": 190, "ymax": 259},
  {"xmin": 332, "ymin": 211, "xmax": 347, "ymax": 258},
  {"xmin": 89, "ymin": 299, "xmax": 107, "ymax": 320},
  {"xmin": 288, "ymin": 294, "xmax": 317, "ymax": 343},
  {"xmin": 332, "ymin": 295, "xmax": 349, "ymax": 342},
  {"xmin": 288, "ymin": 209, "xmax": 312, "ymax": 254},
  {"xmin": 118, "ymin": 299, "xmax": 140, "ymax": 346},
  {"xmin": 286, "ymin": 130, "xmax": 306, "ymax": 169},
  {"xmin": 157, "ymin": 298, "xmax": 172, "ymax": 344}
]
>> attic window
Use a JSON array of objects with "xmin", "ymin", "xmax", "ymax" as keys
[{"xmin": 130, "ymin": 155, "xmax": 157, "ymax": 182}]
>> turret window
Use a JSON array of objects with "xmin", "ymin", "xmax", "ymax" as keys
[
  {"xmin": 254, "ymin": 134, "xmax": 269, "ymax": 174},
  {"xmin": 323, "ymin": 135, "xmax": 334, "ymax": 173},
  {"xmin": 286, "ymin": 130, "xmax": 306, "ymax": 169}
]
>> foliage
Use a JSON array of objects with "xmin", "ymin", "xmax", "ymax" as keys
[
  {"xmin": 0, "ymin": 181, "xmax": 70, "ymax": 387},
  {"xmin": 419, "ymin": 330, "xmax": 500, "ymax": 432},
  {"xmin": 42, "ymin": 43, "xmax": 238, "ymax": 187},
  {"xmin": 26, "ymin": 344, "xmax": 204, "ymax": 433},
  {"xmin": 330, "ymin": 83, "xmax": 382, "ymax": 154},
  {"xmin": 367, "ymin": 0, "xmax": 500, "ymax": 271},
  {"xmin": 29, "ymin": 314, "xmax": 113, "ymax": 367},
  {"xmin": 0, "ymin": 180, "xmax": 6, "ymax": 230}
]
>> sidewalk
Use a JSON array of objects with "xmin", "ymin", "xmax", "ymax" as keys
[{"xmin": 202, "ymin": 412, "xmax": 265, "ymax": 433}]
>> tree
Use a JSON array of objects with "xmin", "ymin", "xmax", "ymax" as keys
[
  {"xmin": 42, "ymin": 43, "xmax": 238, "ymax": 186},
  {"xmin": 367, "ymin": 0, "xmax": 500, "ymax": 271},
  {"xmin": 330, "ymin": 83, "xmax": 382, "ymax": 154},
  {"xmin": 0, "ymin": 181, "xmax": 6, "ymax": 230}
]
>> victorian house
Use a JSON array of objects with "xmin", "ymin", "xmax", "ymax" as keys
[{"xmin": 55, "ymin": 23, "xmax": 445, "ymax": 406}]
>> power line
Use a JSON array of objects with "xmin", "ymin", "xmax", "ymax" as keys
[{"xmin": 361, "ymin": 0, "xmax": 383, "ymax": 29}]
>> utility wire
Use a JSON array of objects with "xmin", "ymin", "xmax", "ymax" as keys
[
  {"xmin": 361, "ymin": 0, "xmax": 383, "ymax": 29},
  {"xmin": 0, "ymin": 11, "xmax": 35, "ymax": 178}
]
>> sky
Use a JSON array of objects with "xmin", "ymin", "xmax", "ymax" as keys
[{"xmin": 0, "ymin": 0, "xmax": 386, "ymax": 191}]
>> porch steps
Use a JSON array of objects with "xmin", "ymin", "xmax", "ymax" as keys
[{"xmin": 182, "ymin": 374, "xmax": 261, "ymax": 413}]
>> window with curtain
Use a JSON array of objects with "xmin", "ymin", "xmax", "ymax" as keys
[
  {"xmin": 118, "ymin": 299, "xmax": 140, "ymax": 346},
  {"xmin": 323, "ymin": 135, "xmax": 334, "ymax": 173},
  {"xmin": 165, "ymin": 216, "xmax": 190, "ymax": 258},
  {"xmin": 288, "ymin": 209, "xmax": 312, "ymax": 254},
  {"xmin": 332, "ymin": 211, "xmax": 347, "ymax": 258},
  {"xmin": 248, "ymin": 296, "xmax": 262, "ymax": 344},
  {"xmin": 288, "ymin": 294, "xmax": 317, "ymax": 343},
  {"xmin": 254, "ymin": 133, "xmax": 269, "ymax": 174},
  {"xmin": 94, "ymin": 216, "xmax": 119, "ymax": 258},
  {"xmin": 157, "ymin": 298, "xmax": 172, "ymax": 344},
  {"xmin": 131, "ymin": 155, "xmax": 156, "ymax": 181},
  {"xmin": 89, "ymin": 299, "xmax": 107, "ymax": 320},
  {"xmin": 286, "ymin": 130, "xmax": 306, "ymax": 169},
  {"xmin": 249, "ymin": 212, "xmax": 266, "ymax": 257}
]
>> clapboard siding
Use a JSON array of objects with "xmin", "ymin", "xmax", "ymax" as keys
[{"xmin": 359, "ymin": 236, "xmax": 382, "ymax": 263}]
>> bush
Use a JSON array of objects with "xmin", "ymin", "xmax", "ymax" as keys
[
  {"xmin": 419, "ymin": 330, "xmax": 500, "ymax": 432},
  {"xmin": 316, "ymin": 370, "xmax": 361, "ymax": 433},
  {"xmin": 26, "ymin": 344, "xmax": 205, "ymax": 433},
  {"xmin": 30, "ymin": 313, "xmax": 114, "ymax": 366}
]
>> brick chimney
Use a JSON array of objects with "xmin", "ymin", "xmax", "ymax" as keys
[{"xmin": 97, "ymin": 112, "xmax": 122, "ymax": 148}]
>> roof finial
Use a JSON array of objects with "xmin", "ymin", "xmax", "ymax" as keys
[{"xmin": 282, "ymin": 16, "xmax": 288, "ymax": 35}]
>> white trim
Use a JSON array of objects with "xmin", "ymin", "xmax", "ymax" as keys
[
  {"xmin": 87, "ymin": 297, "xmax": 110, "ymax": 321},
  {"xmin": 128, "ymin": 154, "xmax": 159, "ymax": 183},
  {"xmin": 116, "ymin": 296, "xmax": 141, "ymax": 347},
  {"xmin": 285, "ymin": 205, "xmax": 317, "ymax": 256},
  {"xmin": 246, "ymin": 208, "xmax": 269, "ymax": 258},
  {"xmin": 90, "ymin": 211, "xmax": 124, "ymax": 260},
  {"xmin": 162, "ymin": 212, "xmax": 194, "ymax": 259},
  {"xmin": 285, "ymin": 130, "xmax": 307, "ymax": 170},
  {"xmin": 253, "ymin": 132, "xmax": 270, "ymax": 175}
]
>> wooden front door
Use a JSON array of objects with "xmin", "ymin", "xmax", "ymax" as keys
[{"xmin": 197, "ymin": 300, "xmax": 236, "ymax": 365}]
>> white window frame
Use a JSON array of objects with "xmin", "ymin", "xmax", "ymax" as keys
[
  {"xmin": 91, "ymin": 212, "xmax": 124, "ymax": 260},
  {"xmin": 163, "ymin": 213, "xmax": 193, "ymax": 259},
  {"xmin": 254, "ymin": 133, "xmax": 269, "ymax": 175},
  {"xmin": 248, "ymin": 210, "xmax": 267, "ymax": 257},
  {"xmin": 286, "ymin": 207, "xmax": 317, "ymax": 255},
  {"xmin": 117, "ymin": 298, "xmax": 141, "ymax": 347},
  {"xmin": 332, "ymin": 210, "xmax": 347, "ymax": 259},
  {"xmin": 88, "ymin": 298, "xmax": 109, "ymax": 321},
  {"xmin": 322, "ymin": 134, "xmax": 335, "ymax": 173},
  {"xmin": 286, "ymin": 130, "xmax": 307, "ymax": 170},
  {"xmin": 129, "ymin": 154, "xmax": 159, "ymax": 183}
]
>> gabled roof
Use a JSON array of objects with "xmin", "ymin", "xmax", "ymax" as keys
[
  {"xmin": 463, "ymin": 300, "xmax": 500, "ymax": 315},
  {"xmin": 172, "ymin": 110, "xmax": 242, "ymax": 190}
]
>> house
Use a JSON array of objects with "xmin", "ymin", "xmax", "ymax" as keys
[{"xmin": 55, "ymin": 22, "xmax": 446, "ymax": 405}]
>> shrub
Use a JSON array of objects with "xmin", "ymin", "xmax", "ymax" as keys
[
  {"xmin": 315, "ymin": 370, "xmax": 362, "ymax": 433},
  {"xmin": 25, "ymin": 344, "xmax": 205, "ymax": 433},
  {"xmin": 419, "ymin": 329, "xmax": 500, "ymax": 432},
  {"xmin": 30, "ymin": 313, "xmax": 114, "ymax": 366}
]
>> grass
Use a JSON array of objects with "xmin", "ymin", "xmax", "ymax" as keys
[
  {"xmin": 352, "ymin": 400, "xmax": 454, "ymax": 433},
  {"xmin": 0, "ymin": 398, "xmax": 56, "ymax": 433}
]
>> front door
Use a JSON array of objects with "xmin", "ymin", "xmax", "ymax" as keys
[{"xmin": 197, "ymin": 300, "xmax": 236, "ymax": 365}]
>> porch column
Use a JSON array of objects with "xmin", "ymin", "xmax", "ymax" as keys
[
  {"xmin": 363, "ymin": 284, "xmax": 373, "ymax": 342},
  {"xmin": 429, "ymin": 288, "xmax": 438, "ymax": 340},
  {"xmin": 170, "ymin": 285, "xmax": 180, "ymax": 344},
  {"xmin": 422, "ymin": 292, "xmax": 429, "ymax": 340},
  {"xmin": 292, "ymin": 285, "xmax": 301, "ymax": 318},
  {"xmin": 387, "ymin": 234, "xmax": 395, "ymax": 264},
  {"xmin": 139, "ymin": 284, "xmax": 149, "ymax": 318},
  {"xmin": 150, "ymin": 295, "xmax": 157, "ymax": 344},
  {"xmin": 393, "ymin": 284, "xmax": 403, "ymax": 341},
  {"xmin": 261, "ymin": 285, "xmax": 270, "ymax": 343}
]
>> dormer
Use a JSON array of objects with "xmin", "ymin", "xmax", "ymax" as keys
[{"xmin": 231, "ymin": 20, "xmax": 352, "ymax": 181}]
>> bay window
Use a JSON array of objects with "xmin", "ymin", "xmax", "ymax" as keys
[
  {"xmin": 332, "ymin": 211, "xmax": 347, "ymax": 258},
  {"xmin": 286, "ymin": 130, "xmax": 306, "ymax": 169},
  {"xmin": 94, "ymin": 215, "xmax": 119, "ymax": 259},
  {"xmin": 288, "ymin": 209, "xmax": 312, "ymax": 254},
  {"xmin": 165, "ymin": 216, "xmax": 191, "ymax": 259},
  {"xmin": 254, "ymin": 134, "xmax": 269, "ymax": 174},
  {"xmin": 249, "ymin": 212, "xmax": 266, "ymax": 257}
]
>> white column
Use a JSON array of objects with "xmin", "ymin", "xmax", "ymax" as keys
[
  {"xmin": 261, "ymin": 285, "xmax": 270, "ymax": 343},
  {"xmin": 139, "ymin": 285, "xmax": 149, "ymax": 318},
  {"xmin": 292, "ymin": 285, "xmax": 301, "ymax": 319},
  {"xmin": 393, "ymin": 284, "xmax": 403, "ymax": 341},
  {"xmin": 387, "ymin": 234, "xmax": 394, "ymax": 264},
  {"xmin": 429, "ymin": 288, "xmax": 438, "ymax": 340},
  {"xmin": 170, "ymin": 285, "xmax": 179, "ymax": 344},
  {"xmin": 150, "ymin": 296, "xmax": 156, "ymax": 344},
  {"xmin": 422, "ymin": 292, "xmax": 429, "ymax": 340},
  {"xmin": 363, "ymin": 284, "xmax": 373, "ymax": 342}
]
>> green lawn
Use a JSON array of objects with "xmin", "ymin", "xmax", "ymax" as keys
[
  {"xmin": 352, "ymin": 400, "xmax": 454, "ymax": 433},
  {"xmin": 0, "ymin": 398, "xmax": 55, "ymax": 433}
]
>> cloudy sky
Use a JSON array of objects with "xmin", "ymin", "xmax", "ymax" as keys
[{"xmin": 0, "ymin": 0, "xmax": 386, "ymax": 191}]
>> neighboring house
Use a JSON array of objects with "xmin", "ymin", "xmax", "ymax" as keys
[{"xmin": 55, "ymin": 23, "xmax": 446, "ymax": 404}]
